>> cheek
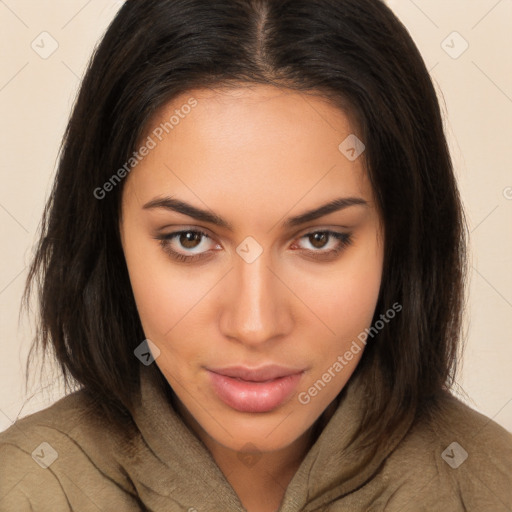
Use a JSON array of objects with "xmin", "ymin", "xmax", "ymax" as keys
[
  {"xmin": 122, "ymin": 227, "xmax": 207, "ymax": 340},
  {"xmin": 294, "ymin": 233, "xmax": 383, "ymax": 343},
  {"xmin": 294, "ymin": 238, "xmax": 383, "ymax": 408}
]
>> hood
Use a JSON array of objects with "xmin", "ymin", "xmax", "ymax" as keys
[{"xmin": 126, "ymin": 364, "xmax": 415, "ymax": 511}]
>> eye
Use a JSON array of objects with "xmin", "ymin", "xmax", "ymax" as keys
[
  {"xmin": 291, "ymin": 230, "xmax": 353, "ymax": 260},
  {"xmin": 155, "ymin": 230, "xmax": 220, "ymax": 262},
  {"xmin": 155, "ymin": 229, "xmax": 353, "ymax": 264}
]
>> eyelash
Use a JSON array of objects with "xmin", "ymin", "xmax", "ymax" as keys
[{"xmin": 155, "ymin": 229, "xmax": 353, "ymax": 264}]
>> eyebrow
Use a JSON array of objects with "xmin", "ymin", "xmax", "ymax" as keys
[{"xmin": 142, "ymin": 196, "xmax": 368, "ymax": 230}]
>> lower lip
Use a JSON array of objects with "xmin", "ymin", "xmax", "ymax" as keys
[{"xmin": 207, "ymin": 371, "xmax": 303, "ymax": 413}]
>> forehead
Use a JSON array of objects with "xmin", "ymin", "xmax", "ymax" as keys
[{"xmin": 124, "ymin": 85, "xmax": 373, "ymax": 226}]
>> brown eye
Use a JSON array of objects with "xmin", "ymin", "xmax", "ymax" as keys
[
  {"xmin": 155, "ymin": 229, "xmax": 220, "ymax": 263},
  {"xmin": 293, "ymin": 230, "xmax": 353, "ymax": 261},
  {"xmin": 308, "ymin": 232, "xmax": 329, "ymax": 249},
  {"xmin": 180, "ymin": 231, "xmax": 203, "ymax": 249}
]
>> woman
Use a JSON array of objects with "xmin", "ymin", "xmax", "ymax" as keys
[{"xmin": 1, "ymin": 0, "xmax": 511, "ymax": 510}]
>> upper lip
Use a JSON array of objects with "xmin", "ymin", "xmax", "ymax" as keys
[{"xmin": 207, "ymin": 365, "xmax": 304, "ymax": 382}]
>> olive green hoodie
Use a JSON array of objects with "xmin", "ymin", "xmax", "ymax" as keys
[{"xmin": 1, "ymin": 364, "xmax": 511, "ymax": 511}]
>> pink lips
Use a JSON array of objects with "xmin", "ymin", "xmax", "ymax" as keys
[{"xmin": 207, "ymin": 365, "xmax": 304, "ymax": 413}]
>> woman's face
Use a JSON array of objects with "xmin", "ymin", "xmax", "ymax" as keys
[{"xmin": 120, "ymin": 85, "xmax": 384, "ymax": 453}]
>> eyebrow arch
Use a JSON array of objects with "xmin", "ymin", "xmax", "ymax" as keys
[
  {"xmin": 142, "ymin": 196, "xmax": 368, "ymax": 230},
  {"xmin": 283, "ymin": 196, "xmax": 368, "ymax": 228}
]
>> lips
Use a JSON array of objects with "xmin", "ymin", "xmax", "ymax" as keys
[
  {"xmin": 206, "ymin": 365, "xmax": 305, "ymax": 413},
  {"xmin": 208, "ymin": 365, "xmax": 303, "ymax": 382}
]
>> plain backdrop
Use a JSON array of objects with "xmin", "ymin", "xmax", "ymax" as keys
[{"xmin": 0, "ymin": 0, "xmax": 511, "ymax": 433}]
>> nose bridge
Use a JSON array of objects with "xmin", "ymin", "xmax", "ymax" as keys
[{"xmin": 220, "ymin": 250, "xmax": 291, "ymax": 345}]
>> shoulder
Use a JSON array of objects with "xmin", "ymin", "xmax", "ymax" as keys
[
  {"xmin": 0, "ymin": 388, "xmax": 129, "ymax": 460},
  {"xmin": 378, "ymin": 392, "xmax": 512, "ymax": 511},
  {"xmin": 0, "ymin": 390, "xmax": 140, "ymax": 511}
]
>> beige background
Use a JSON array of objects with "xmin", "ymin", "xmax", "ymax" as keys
[{"xmin": 0, "ymin": 0, "xmax": 511, "ymax": 433}]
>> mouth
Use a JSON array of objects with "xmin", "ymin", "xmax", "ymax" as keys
[{"xmin": 206, "ymin": 365, "xmax": 305, "ymax": 413}]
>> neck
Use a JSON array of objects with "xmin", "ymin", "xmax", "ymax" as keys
[{"xmin": 169, "ymin": 388, "xmax": 341, "ymax": 509}]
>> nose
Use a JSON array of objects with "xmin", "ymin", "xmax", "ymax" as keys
[{"xmin": 218, "ymin": 251, "xmax": 294, "ymax": 347}]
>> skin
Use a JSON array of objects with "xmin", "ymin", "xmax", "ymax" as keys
[{"xmin": 120, "ymin": 84, "xmax": 384, "ymax": 512}]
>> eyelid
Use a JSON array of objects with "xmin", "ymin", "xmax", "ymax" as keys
[
  {"xmin": 293, "ymin": 224, "xmax": 352, "ymax": 237},
  {"xmin": 158, "ymin": 228, "xmax": 220, "ymax": 249},
  {"xmin": 155, "ymin": 224, "xmax": 217, "ymax": 238}
]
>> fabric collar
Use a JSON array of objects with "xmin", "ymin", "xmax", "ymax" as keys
[{"xmin": 128, "ymin": 364, "xmax": 414, "ymax": 511}]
